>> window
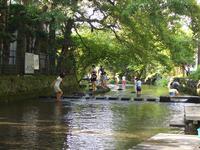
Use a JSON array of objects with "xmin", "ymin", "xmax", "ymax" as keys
[
  {"xmin": 9, "ymin": 31, "xmax": 17, "ymax": 65},
  {"xmin": 9, "ymin": 41, "xmax": 17, "ymax": 65}
]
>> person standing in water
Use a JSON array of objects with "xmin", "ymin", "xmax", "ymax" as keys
[
  {"xmin": 122, "ymin": 75, "xmax": 126, "ymax": 89},
  {"xmin": 52, "ymin": 72, "xmax": 65, "ymax": 101},
  {"xmin": 136, "ymin": 78, "xmax": 142, "ymax": 96},
  {"xmin": 90, "ymin": 65, "xmax": 97, "ymax": 91}
]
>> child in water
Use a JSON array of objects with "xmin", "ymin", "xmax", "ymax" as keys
[
  {"xmin": 52, "ymin": 72, "xmax": 65, "ymax": 101},
  {"xmin": 90, "ymin": 65, "xmax": 97, "ymax": 91}
]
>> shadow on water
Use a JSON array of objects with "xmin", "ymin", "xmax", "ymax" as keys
[{"xmin": 0, "ymin": 85, "xmax": 183, "ymax": 150}]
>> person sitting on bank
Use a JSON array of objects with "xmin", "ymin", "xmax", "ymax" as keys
[
  {"xmin": 169, "ymin": 88, "xmax": 179, "ymax": 96},
  {"xmin": 51, "ymin": 72, "xmax": 65, "ymax": 102}
]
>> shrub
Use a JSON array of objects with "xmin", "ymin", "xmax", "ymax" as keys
[
  {"xmin": 189, "ymin": 66, "xmax": 200, "ymax": 81},
  {"xmin": 155, "ymin": 77, "xmax": 168, "ymax": 87}
]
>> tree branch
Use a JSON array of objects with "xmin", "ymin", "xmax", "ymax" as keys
[{"xmin": 73, "ymin": 24, "xmax": 91, "ymax": 53}]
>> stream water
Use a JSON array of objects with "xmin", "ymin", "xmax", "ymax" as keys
[{"xmin": 0, "ymin": 85, "xmax": 184, "ymax": 150}]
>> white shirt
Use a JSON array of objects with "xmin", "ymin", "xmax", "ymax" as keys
[
  {"xmin": 136, "ymin": 80, "xmax": 142, "ymax": 87},
  {"xmin": 54, "ymin": 76, "xmax": 62, "ymax": 87},
  {"xmin": 169, "ymin": 88, "xmax": 178, "ymax": 96},
  {"xmin": 122, "ymin": 76, "xmax": 126, "ymax": 81}
]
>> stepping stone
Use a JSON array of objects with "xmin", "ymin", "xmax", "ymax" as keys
[
  {"xmin": 39, "ymin": 96, "xmax": 51, "ymax": 99},
  {"xmin": 108, "ymin": 97, "xmax": 119, "ymax": 100},
  {"xmin": 160, "ymin": 96, "xmax": 171, "ymax": 102},
  {"xmin": 50, "ymin": 96, "xmax": 56, "ymax": 98},
  {"xmin": 85, "ymin": 96, "xmax": 90, "ymax": 99},
  {"xmin": 63, "ymin": 96, "xmax": 82, "ymax": 99},
  {"xmin": 121, "ymin": 97, "xmax": 131, "ymax": 101},
  {"xmin": 187, "ymin": 97, "xmax": 200, "ymax": 103},
  {"xmin": 95, "ymin": 96, "xmax": 107, "ymax": 100},
  {"xmin": 134, "ymin": 98, "xmax": 143, "ymax": 101},
  {"xmin": 72, "ymin": 92, "xmax": 85, "ymax": 96},
  {"xmin": 146, "ymin": 98, "xmax": 156, "ymax": 102}
]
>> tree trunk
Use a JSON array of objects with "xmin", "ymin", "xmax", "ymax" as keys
[
  {"xmin": 0, "ymin": 0, "xmax": 7, "ymax": 73},
  {"xmin": 16, "ymin": 29, "xmax": 26, "ymax": 74},
  {"xmin": 59, "ymin": 18, "xmax": 74, "ymax": 74},
  {"xmin": 48, "ymin": 20, "xmax": 56, "ymax": 74},
  {"xmin": 1, "ymin": 0, "xmax": 10, "ymax": 73},
  {"xmin": 59, "ymin": 18, "xmax": 79, "ymax": 87}
]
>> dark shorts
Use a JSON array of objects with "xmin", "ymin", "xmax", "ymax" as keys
[
  {"xmin": 136, "ymin": 86, "xmax": 141, "ymax": 92},
  {"xmin": 91, "ymin": 78, "xmax": 97, "ymax": 82}
]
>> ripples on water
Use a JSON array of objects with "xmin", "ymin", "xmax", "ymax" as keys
[{"xmin": 0, "ymin": 85, "xmax": 184, "ymax": 150}]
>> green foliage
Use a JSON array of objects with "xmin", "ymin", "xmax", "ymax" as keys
[
  {"xmin": 155, "ymin": 77, "xmax": 169, "ymax": 87},
  {"xmin": 189, "ymin": 66, "xmax": 200, "ymax": 80},
  {"xmin": 169, "ymin": 34, "xmax": 195, "ymax": 66},
  {"xmin": 73, "ymin": 28, "xmax": 121, "ymax": 80},
  {"xmin": 1, "ymin": 0, "xmax": 200, "ymax": 85}
]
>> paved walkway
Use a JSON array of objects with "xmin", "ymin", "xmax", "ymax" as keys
[{"xmin": 132, "ymin": 133, "xmax": 200, "ymax": 150}]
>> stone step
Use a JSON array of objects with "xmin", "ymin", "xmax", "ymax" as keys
[
  {"xmin": 159, "ymin": 96, "xmax": 171, "ymax": 102},
  {"xmin": 63, "ymin": 96, "xmax": 82, "ymax": 99},
  {"xmin": 108, "ymin": 97, "xmax": 119, "ymax": 100},
  {"xmin": 95, "ymin": 96, "xmax": 107, "ymax": 100},
  {"xmin": 121, "ymin": 97, "xmax": 131, "ymax": 101},
  {"xmin": 134, "ymin": 98, "xmax": 143, "ymax": 101},
  {"xmin": 146, "ymin": 98, "xmax": 157, "ymax": 102}
]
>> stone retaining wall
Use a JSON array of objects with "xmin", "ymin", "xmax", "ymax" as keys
[{"xmin": 0, "ymin": 75, "xmax": 79, "ymax": 101}]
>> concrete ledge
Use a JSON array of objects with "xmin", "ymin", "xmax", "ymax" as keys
[
  {"xmin": 170, "ymin": 120, "xmax": 185, "ymax": 127},
  {"xmin": 185, "ymin": 106, "xmax": 200, "ymax": 121}
]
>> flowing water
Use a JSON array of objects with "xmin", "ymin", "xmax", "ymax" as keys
[{"xmin": 0, "ymin": 85, "xmax": 184, "ymax": 150}]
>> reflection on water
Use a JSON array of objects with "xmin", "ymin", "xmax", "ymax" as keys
[
  {"xmin": 63, "ymin": 101, "xmax": 172, "ymax": 150},
  {"xmin": 0, "ymin": 101, "xmax": 68, "ymax": 150},
  {"xmin": 0, "ymin": 85, "xmax": 183, "ymax": 150}
]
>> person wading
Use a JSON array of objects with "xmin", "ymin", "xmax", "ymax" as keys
[
  {"xmin": 51, "ymin": 72, "xmax": 65, "ymax": 101},
  {"xmin": 90, "ymin": 65, "xmax": 97, "ymax": 91}
]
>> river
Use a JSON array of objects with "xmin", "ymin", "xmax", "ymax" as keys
[{"xmin": 0, "ymin": 85, "xmax": 184, "ymax": 150}]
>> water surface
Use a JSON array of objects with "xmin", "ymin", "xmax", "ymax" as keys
[{"xmin": 0, "ymin": 85, "xmax": 183, "ymax": 150}]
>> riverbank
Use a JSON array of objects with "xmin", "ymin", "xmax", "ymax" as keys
[{"xmin": 0, "ymin": 75, "xmax": 79, "ymax": 102}]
